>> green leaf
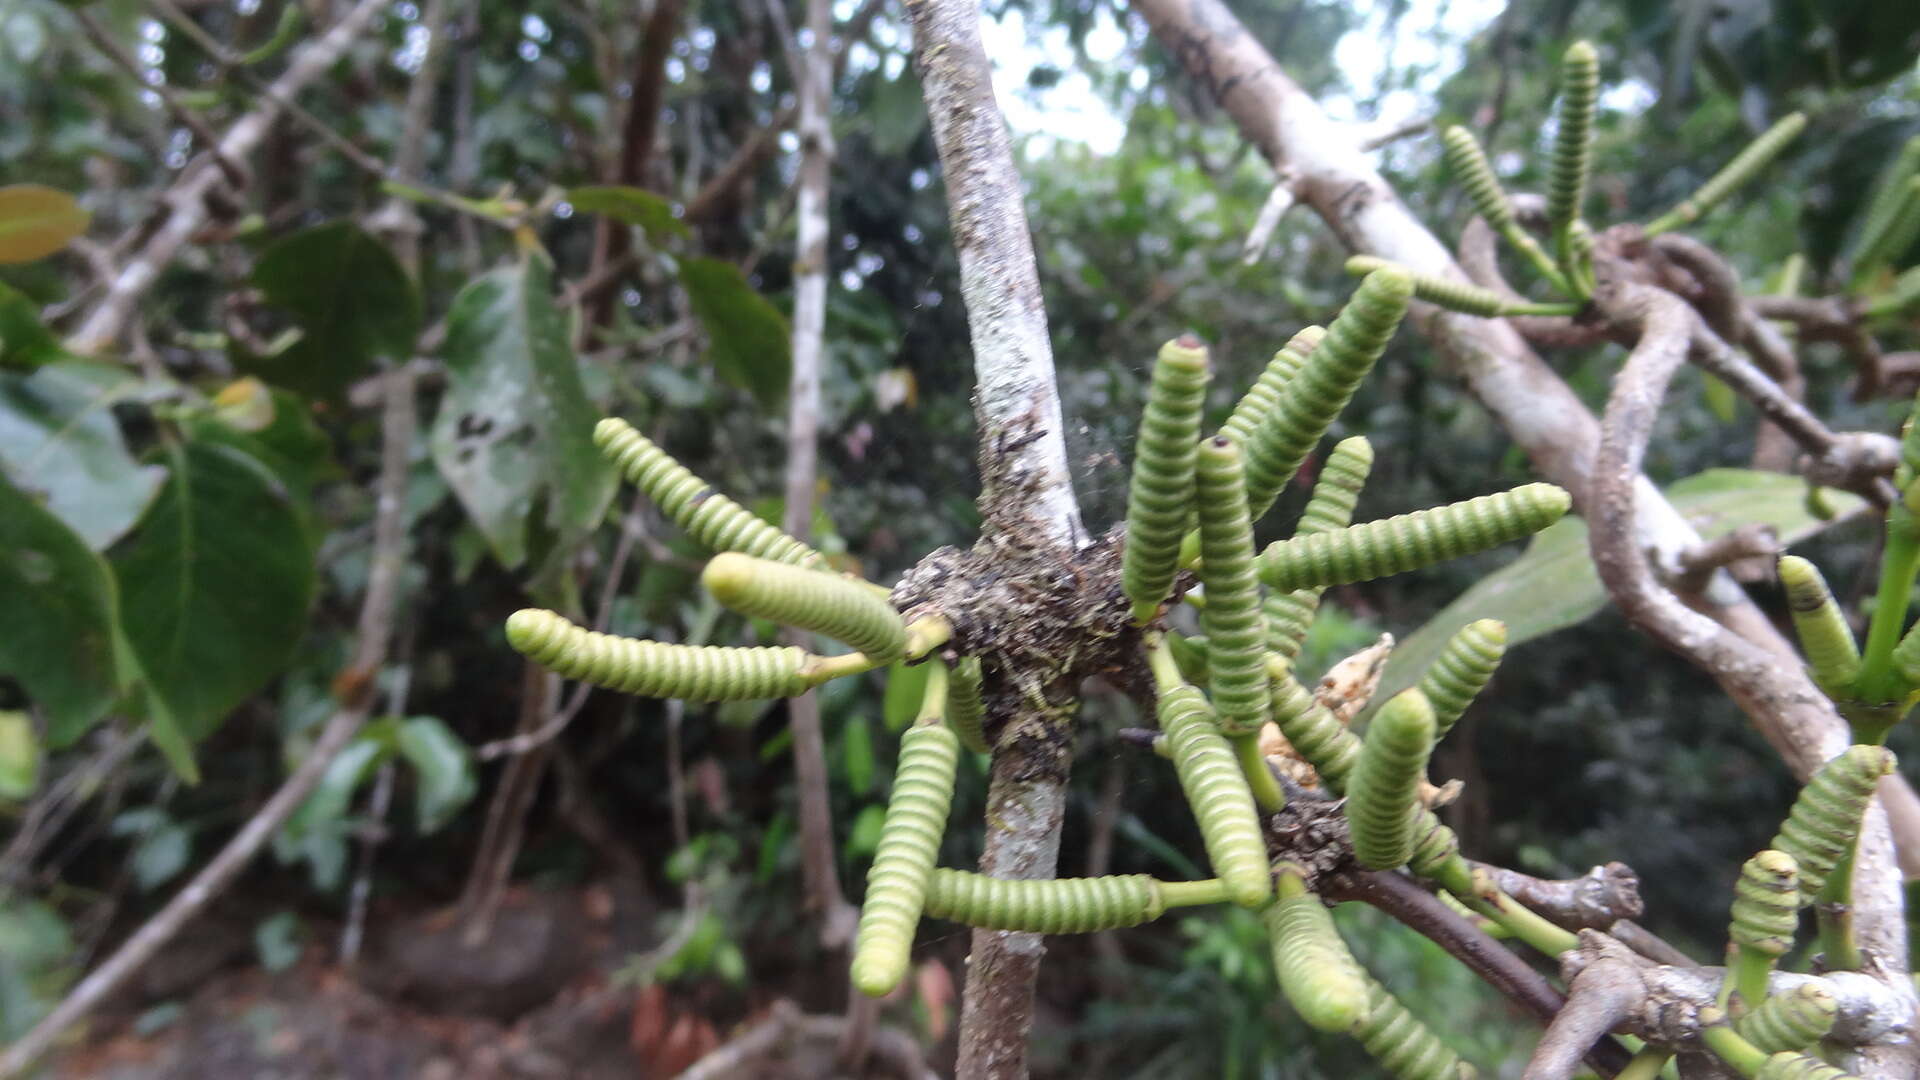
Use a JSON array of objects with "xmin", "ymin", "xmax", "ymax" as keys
[
  {"xmin": 0, "ymin": 474, "xmax": 126, "ymax": 745},
  {"xmin": 429, "ymin": 254, "xmax": 616, "ymax": 571},
  {"xmin": 679, "ymin": 256, "xmax": 791, "ymax": 410},
  {"xmin": 111, "ymin": 807, "xmax": 192, "ymax": 891},
  {"xmin": 565, "ymin": 185, "xmax": 690, "ymax": 240},
  {"xmin": 846, "ymin": 803, "xmax": 887, "ymax": 859},
  {"xmin": 842, "ymin": 712, "xmax": 874, "ymax": 795},
  {"xmin": 253, "ymin": 912, "xmax": 305, "ymax": 973},
  {"xmin": 864, "ymin": 68, "xmax": 928, "ymax": 158},
  {"xmin": 392, "ymin": 715, "xmax": 477, "ymax": 833},
  {"xmin": 0, "ymin": 898, "xmax": 72, "ymax": 1041},
  {"xmin": 277, "ymin": 736, "xmax": 389, "ymax": 891},
  {"xmin": 0, "ymin": 281, "xmax": 74, "ymax": 370},
  {"xmin": 1376, "ymin": 468, "xmax": 1865, "ymax": 706},
  {"xmin": 247, "ymin": 222, "xmax": 421, "ymax": 399},
  {"xmin": 0, "ymin": 361, "xmax": 166, "ymax": 549},
  {"xmin": 111, "ymin": 440, "xmax": 317, "ymax": 742},
  {"xmin": 0, "ymin": 184, "xmax": 89, "ymax": 264},
  {"xmin": 0, "ymin": 711, "xmax": 39, "ymax": 799},
  {"xmin": 882, "ymin": 661, "xmax": 932, "ymax": 733}
]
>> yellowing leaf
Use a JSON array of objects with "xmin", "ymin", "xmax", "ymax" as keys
[{"xmin": 0, "ymin": 185, "xmax": 89, "ymax": 264}]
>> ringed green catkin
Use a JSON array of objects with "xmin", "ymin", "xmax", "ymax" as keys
[
  {"xmin": 1865, "ymin": 266, "xmax": 1920, "ymax": 319},
  {"xmin": 1547, "ymin": 41, "xmax": 1598, "ymax": 246},
  {"xmin": 923, "ymin": 870, "xmax": 1165, "ymax": 932},
  {"xmin": 1219, "ymin": 326, "xmax": 1325, "ymax": 469},
  {"xmin": 1354, "ymin": 975, "xmax": 1479, "ymax": 1080},
  {"xmin": 851, "ymin": 723, "xmax": 960, "ymax": 997},
  {"xmin": 702, "ymin": 553, "xmax": 906, "ymax": 662},
  {"xmin": 1418, "ymin": 619, "xmax": 1506, "ymax": 742},
  {"xmin": 1124, "ymin": 336, "xmax": 1212, "ymax": 624},
  {"xmin": 506, "ymin": 609, "xmax": 806, "ymax": 700},
  {"xmin": 1345, "ymin": 690, "xmax": 1439, "ymax": 870},
  {"xmin": 1259, "ymin": 483, "xmax": 1571, "ymax": 593},
  {"xmin": 1158, "ymin": 684, "xmax": 1273, "ymax": 907},
  {"xmin": 1851, "ymin": 177, "xmax": 1920, "ymax": 289},
  {"xmin": 1891, "ymin": 616, "xmax": 1920, "ymax": 689},
  {"xmin": 1270, "ymin": 676, "xmax": 1361, "ymax": 791},
  {"xmin": 1196, "ymin": 438, "xmax": 1271, "ymax": 735},
  {"xmin": 1768, "ymin": 745, "xmax": 1895, "ymax": 903},
  {"xmin": 1234, "ymin": 270, "xmax": 1412, "ymax": 520},
  {"xmin": 1266, "ymin": 437, "xmax": 1375, "ymax": 661},
  {"xmin": 1266, "ymin": 878, "xmax": 1372, "ymax": 1033},
  {"xmin": 1729, "ymin": 850, "xmax": 1800, "ymax": 959},
  {"xmin": 594, "ymin": 417, "xmax": 822, "ymax": 567},
  {"xmin": 1442, "ymin": 126, "xmax": 1513, "ymax": 230},
  {"xmin": 1644, "ymin": 112, "xmax": 1808, "ymax": 236},
  {"xmin": 1406, "ymin": 807, "xmax": 1462, "ymax": 879},
  {"xmin": 945, "ymin": 656, "xmax": 991, "ymax": 754},
  {"xmin": 1777, "ymin": 556, "xmax": 1859, "ymax": 692},
  {"xmin": 1738, "ymin": 983, "xmax": 1837, "ymax": 1053},
  {"xmin": 1342, "ymin": 257, "xmax": 1573, "ymax": 318},
  {"xmin": 1756, "ymin": 1051, "xmax": 1862, "ymax": 1080},
  {"xmin": 1851, "ymin": 136, "xmax": 1920, "ymax": 277}
]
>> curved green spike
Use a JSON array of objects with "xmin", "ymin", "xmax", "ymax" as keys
[
  {"xmin": 1346, "ymin": 690, "xmax": 1438, "ymax": 870},
  {"xmin": 945, "ymin": 656, "xmax": 991, "ymax": 754},
  {"xmin": 1852, "ymin": 177, "xmax": 1920, "ymax": 290},
  {"xmin": 1158, "ymin": 684, "xmax": 1272, "ymax": 907},
  {"xmin": 1865, "ymin": 266, "xmax": 1920, "ymax": 319},
  {"xmin": 1755, "ymin": 1050, "xmax": 1862, "ymax": 1080},
  {"xmin": 1343, "ymin": 257, "xmax": 1582, "ymax": 318},
  {"xmin": 1267, "ymin": 873, "xmax": 1372, "ymax": 1033},
  {"xmin": 703, "ymin": 553, "xmax": 906, "ymax": 662},
  {"xmin": 1267, "ymin": 437, "xmax": 1375, "ymax": 661},
  {"xmin": 1442, "ymin": 126, "xmax": 1513, "ymax": 230},
  {"xmin": 1406, "ymin": 807, "xmax": 1462, "ymax": 879},
  {"xmin": 1547, "ymin": 42, "xmax": 1599, "ymax": 247},
  {"xmin": 1777, "ymin": 556, "xmax": 1860, "ymax": 692},
  {"xmin": 1891, "ymin": 619, "xmax": 1920, "ymax": 690},
  {"xmin": 1645, "ymin": 113, "xmax": 1807, "ymax": 237},
  {"xmin": 1727, "ymin": 849, "xmax": 1799, "ymax": 1008},
  {"xmin": 1231, "ymin": 270, "xmax": 1411, "ymax": 521},
  {"xmin": 1196, "ymin": 438, "xmax": 1270, "ymax": 736},
  {"xmin": 923, "ymin": 870, "xmax": 1172, "ymax": 932},
  {"xmin": 1769, "ymin": 745, "xmax": 1895, "ymax": 903},
  {"xmin": 1851, "ymin": 136, "xmax": 1920, "ymax": 273},
  {"xmin": 851, "ymin": 723, "xmax": 960, "ymax": 997},
  {"xmin": 1562, "ymin": 219, "xmax": 1597, "ymax": 298},
  {"xmin": 506, "ymin": 608, "xmax": 808, "ymax": 700},
  {"xmin": 1738, "ymin": 982, "xmax": 1837, "ymax": 1054},
  {"xmin": 1124, "ymin": 336, "xmax": 1212, "ymax": 624},
  {"xmin": 1219, "ymin": 326, "xmax": 1326, "ymax": 454},
  {"xmin": 1353, "ymin": 974, "xmax": 1479, "ymax": 1079},
  {"xmin": 1270, "ymin": 675, "xmax": 1361, "ymax": 791},
  {"xmin": 595, "ymin": 416, "xmax": 823, "ymax": 567},
  {"xmin": 1259, "ymin": 483, "xmax": 1571, "ymax": 593},
  {"xmin": 1419, "ymin": 619, "xmax": 1506, "ymax": 742}
]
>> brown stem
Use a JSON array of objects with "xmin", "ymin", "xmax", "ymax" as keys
[
  {"xmin": 1522, "ymin": 957, "xmax": 1642, "ymax": 1080},
  {"xmin": 587, "ymin": 0, "xmax": 686, "ymax": 330},
  {"xmin": 1675, "ymin": 525, "xmax": 1779, "ymax": 593},
  {"xmin": 1472, "ymin": 861, "xmax": 1645, "ymax": 931}
]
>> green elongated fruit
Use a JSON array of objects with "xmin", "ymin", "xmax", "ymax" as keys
[
  {"xmin": 1865, "ymin": 266, "xmax": 1920, "ymax": 319},
  {"xmin": 1851, "ymin": 177, "xmax": 1920, "ymax": 289},
  {"xmin": 945, "ymin": 656, "xmax": 991, "ymax": 754},
  {"xmin": 1729, "ymin": 849, "xmax": 1800, "ymax": 958},
  {"xmin": 1644, "ymin": 113, "xmax": 1807, "ymax": 236},
  {"xmin": 1738, "ymin": 983, "xmax": 1837, "ymax": 1053},
  {"xmin": 1891, "ymin": 618, "xmax": 1920, "ymax": 689},
  {"xmin": 1267, "ymin": 437, "xmax": 1374, "ymax": 661},
  {"xmin": 1769, "ymin": 745, "xmax": 1895, "ymax": 903},
  {"xmin": 1158, "ymin": 684, "xmax": 1273, "ymax": 907},
  {"xmin": 1354, "ymin": 975, "xmax": 1479, "ymax": 1079},
  {"xmin": 703, "ymin": 553, "xmax": 906, "ymax": 662},
  {"xmin": 1259, "ymin": 483, "xmax": 1571, "ymax": 593},
  {"xmin": 1419, "ymin": 620, "xmax": 1506, "ymax": 742},
  {"xmin": 1853, "ymin": 136, "xmax": 1920, "ymax": 264},
  {"xmin": 1406, "ymin": 807, "xmax": 1461, "ymax": 879},
  {"xmin": 1442, "ymin": 126, "xmax": 1514, "ymax": 230},
  {"xmin": 1342, "ymin": 257, "xmax": 1582, "ymax": 318},
  {"xmin": 1756, "ymin": 1051, "xmax": 1862, "ymax": 1080},
  {"xmin": 1266, "ymin": 882, "xmax": 1372, "ymax": 1033},
  {"xmin": 1220, "ymin": 326, "xmax": 1326, "ymax": 446},
  {"xmin": 924, "ymin": 870, "xmax": 1165, "ymax": 932},
  {"xmin": 1196, "ymin": 438, "xmax": 1271, "ymax": 735},
  {"xmin": 1777, "ymin": 557, "xmax": 1858, "ymax": 691},
  {"xmin": 1563, "ymin": 219, "xmax": 1597, "ymax": 297},
  {"xmin": 596, "ymin": 417, "xmax": 823, "ymax": 567},
  {"xmin": 1346, "ymin": 690, "xmax": 1438, "ymax": 870},
  {"xmin": 1124, "ymin": 336, "xmax": 1212, "ymax": 623},
  {"xmin": 1232, "ymin": 270, "xmax": 1412, "ymax": 520},
  {"xmin": 1547, "ymin": 41, "xmax": 1599, "ymax": 245},
  {"xmin": 1167, "ymin": 633, "xmax": 1210, "ymax": 684},
  {"xmin": 1270, "ymin": 676, "xmax": 1361, "ymax": 791},
  {"xmin": 851, "ymin": 724, "xmax": 960, "ymax": 997},
  {"xmin": 506, "ymin": 609, "xmax": 806, "ymax": 700}
]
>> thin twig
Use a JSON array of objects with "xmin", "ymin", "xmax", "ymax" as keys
[
  {"xmin": 73, "ymin": 9, "xmax": 240, "ymax": 188},
  {"xmin": 1675, "ymin": 525, "xmax": 1778, "ymax": 594},
  {"xmin": 1472, "ymin": 862, "xmax": 1645, "ymax": 932},
  {"xmin": 1522, "ymin": 957, "xmax": 1642, "ymax": 1080}
]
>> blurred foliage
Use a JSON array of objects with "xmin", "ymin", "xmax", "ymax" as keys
[{"xmin": 0, "ymin": 0, "xmax": 1915, "ymax": 1073}]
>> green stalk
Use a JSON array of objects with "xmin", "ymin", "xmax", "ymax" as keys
[
  {"xmin": 1699, "ymin": 1017, "xmax": 1769, "ymax": 1077},
  {"xmin": 1814, "ymin": 842, "xmax": 1861, "ymax": 971},
  {"xmin": 1851, "ymin": 525, "xmax": 1920, "ymax": 737},
  {"xmin": 1616, "ymin": 1048, "xmax": 1675, "ymax": 1080},
  {"xmin": 1428, "ymin": 855, "xmax": 1579, "ymax": 957},
  {"xmin": 1232, "ymin": 731, "xmax": 1287, "ymax": 814},
  {"xmin": 1159, "ymin": 878, "xmax": 1232, "ymax": 908}
]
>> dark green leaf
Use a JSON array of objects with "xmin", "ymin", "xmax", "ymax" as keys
[
  {"xmin": 392, "ymin": 715, "xmax": 477, "ymax": 833},
  {"xmin": 0, "ymin": 282, "xmax": 73, "ymax": 370},
  {"xmin": 0, "ymin": 711, "xmax": 39, "ymax": 800},
  {"xmin": 429, "ymin": 254, "xmax": 616, "ymax": 570},
  {"xmin": 566, "ymin": 185, "xmax": 689, "ymax": 240},
  {"xmin": 846, "ymin": 803, "xmax": 886, "ymax": 859},
  {"xmin": 679, "ymin": 256, "xmax": 790, "ymax": 410},
  {"xmin": 882, "ymin": 661, "xmax": 931, "ymax": 732},
  {"xmin": 863, "ymin": 68, "xmax": 927, "ymax": 158},
  {"xmin": 247, "ymin": 222, "xmax": 421, "ymax": 399},
  {"xmin": 0, "ymin": 184, "xmax": 88, "ymax": 264},
  {"xmin": 277, "ymin": 736, "xmax": 388, "ymax": 891},
  {"xmin": 111, "ymin": 440, "xmax": 316, "ymax": 742},
  {"xmin": 0, "ymin": 361, "xmax": 165, "ymax": 549},
  {"xmin": 253, "ymin": 912, "xmax": 305, "ymax": 973},
  {"xmin": 841, "ymin": 712, "xmax": 874, "ymax": 795},
  {"xmin": 0, "ymin": 474, "xmax": 125, "ymax": 745}
]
